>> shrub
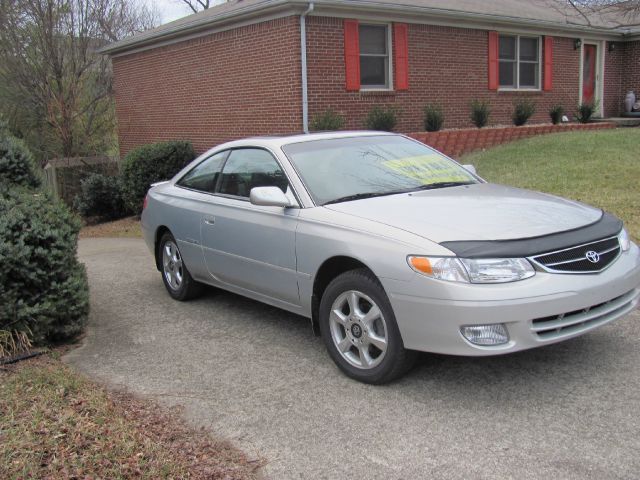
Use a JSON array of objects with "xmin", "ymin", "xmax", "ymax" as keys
[
  {"xmin": 74, "ymin": 173, "xmax": 129, "ymax": 220},
  {"xmin": 470, "ymin": 100, "xmax": 491, "ymax": 128},
  {"xmin": 121, "ymin": 141, "xmax": 195, "ymax": 213},
  {"xmin": 0, "ymin": 118, "xmax": 9, "ymax": 136},
  {"xmin": 0, "ymin": 188, "xmax": 89, "ymax": 345},
  {"xmin": 0, "ymin": 328, "xmax": 32, "ymax": 359},
  {"xmin": 576, "ymin": 102, "xmax": 597, "ymax": 123},
  {"xmin": 0, "ymin": 129, "xmax": 41, "ymax": 188},
  {"xmin": 512, "ymin": 98, "xmax": 536, "ymax": 126},
  {"xmin": 549, "ymin": 105, "xmax": 564, "ymax": 125},
  {"xmin": 424, "ymin": 104, "xmax": 444, "ymax": 132},
  {"xmin": 310, "ymin": 109, "xmax": 345, "ymax": 131},
  {"xmin": 364, "ymin": 106, "xmax": 398, "ymax": 131}
]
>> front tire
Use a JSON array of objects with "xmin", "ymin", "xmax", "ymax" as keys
[
  {"xmin": 319, "ymin": 268, "xmax": 416, "ymax": 384},
  {"xmin": 159, "ymin": 232, "xmax": 204, "ymax": 301}
]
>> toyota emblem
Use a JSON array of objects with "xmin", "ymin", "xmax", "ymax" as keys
[{"xmin": 585, "ymin": 251, "xmax": 600, "ymax": 263}]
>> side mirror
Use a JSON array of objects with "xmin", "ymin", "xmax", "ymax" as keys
[
  {"xmin": 249, "ymin": 186, "xmax": 291, "ymax": 208},
  {"xmin": 462, "ymin": 164, "xmax": 477, "ymax": 175}
]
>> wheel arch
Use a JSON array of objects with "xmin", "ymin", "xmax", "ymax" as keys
[
  {"xmin": 311, "ymin": 256, "xmax": 376, "ymax": 335},
  {"xmin": 154, "ymin": 225, "xmax": 172, "ymax": 271}
]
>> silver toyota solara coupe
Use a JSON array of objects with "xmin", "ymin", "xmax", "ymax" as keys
[{"xmin": 141, "ymin": 131, "xmax": 640, "ymax": 383}]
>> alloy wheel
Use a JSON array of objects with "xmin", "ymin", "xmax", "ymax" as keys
[
  {"xmin": 329, "ymin": 290, "xmax": 388, "ymax": 369},
  {"xmin": 162, "ymin": 240, "xmax": 183, "ymax": 290}
]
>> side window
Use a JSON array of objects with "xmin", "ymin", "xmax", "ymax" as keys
[
  {"xmin": 218, "ymin": 149, "xmax": 289, "ymax": 198},
  {"xmin": 177, "ymin": 151, "xmax": 227, "ymax": 193}
]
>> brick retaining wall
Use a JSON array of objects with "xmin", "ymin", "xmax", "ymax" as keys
[{"xmin": 407, "ymin": 122, "xmax": 616, "ymax": 158}]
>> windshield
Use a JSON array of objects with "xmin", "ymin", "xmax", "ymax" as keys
[{"xmin": 281, "ymin": 135, "xmax": 479, "ymax": 205}]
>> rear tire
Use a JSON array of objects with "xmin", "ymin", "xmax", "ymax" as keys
[
  {"xmin": 319, "ymin": 268, "xmax": 416, "ymax": 384},
  {"xmin": 159, "ymin": 232, "xmax": 204, "ymax": 301}
]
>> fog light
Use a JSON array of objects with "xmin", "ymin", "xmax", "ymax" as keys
[{"xmin": 460, "ymin": 324, "xmax": 509, "ymax": 346}]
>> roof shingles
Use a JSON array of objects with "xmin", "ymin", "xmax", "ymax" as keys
[{"xmin": 103, "ymin": 0, "xmax": 634, "ymax": 54}]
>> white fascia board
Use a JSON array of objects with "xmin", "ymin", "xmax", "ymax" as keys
[
  {"xmin": 104, "ymin": 0, "xmax": 629, "ymax": 56},
  {"xmin": 312, "ymin": 3, "xmax": 624, "ymax": 41},
  {"xmin": 103, "ymin": 1, "xmax": 304, "ymax": 56},
  {"xmin": 108, "ymin": 9, "xmax": 300, "ymax": 57}
]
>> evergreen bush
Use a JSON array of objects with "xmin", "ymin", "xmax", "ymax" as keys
[{"xmin": 121, "ymin": 141, "xmax": 195, "ymax": 213}]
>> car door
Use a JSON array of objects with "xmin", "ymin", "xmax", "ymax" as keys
[
  {"xmin": 200, "ymin": 147, "xmax": 300, "ymax": 306},
  {"xmin": 168, "ymin": 150, "xmax": 229, "ymax": 282}
]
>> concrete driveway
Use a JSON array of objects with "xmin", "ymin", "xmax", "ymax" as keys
[{"xmin": 66, "ymin": 237, "xmax": 640, "ymax": 480}]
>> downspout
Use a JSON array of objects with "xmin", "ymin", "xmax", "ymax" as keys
[{"xmin": 300, "ymin": 2, "xmax": 314, "ymax": 134}]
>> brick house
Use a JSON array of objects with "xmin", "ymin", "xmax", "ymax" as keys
[{"xmin": 102, "ymin": 0, "xmax": 640, "ymax": 156}]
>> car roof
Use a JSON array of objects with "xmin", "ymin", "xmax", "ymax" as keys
[{"xmin": 214, "ymin": 131, "xmax": 400, "ymax": 151}]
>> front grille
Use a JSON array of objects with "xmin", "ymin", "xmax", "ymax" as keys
[
  {"xmin": 531, "ymin": 289, "xmax": 639, "ymax": 340},
  {"xmin": 530, "ymin": 236, "xmax": 621, "ymax": 273}
]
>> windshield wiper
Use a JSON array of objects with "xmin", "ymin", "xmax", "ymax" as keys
[
  {"xmin": 323, "ymin": 182, "xmax": 475, "ymax": 206},
  {"xmin": 323, "ymin": 192, "xmax": 389, "ymax": 205},
  {"xmin": 408, "ymin": 181, "xmax": 475, "ymax": 191},
  {"xmin": 324, "ymin": 188, "xmax": 416, "ymax": 205}
]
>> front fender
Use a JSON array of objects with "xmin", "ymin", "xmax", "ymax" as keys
[{"xmin": 295, "ymin": 207, "xmax": 452, "ymax": 315}]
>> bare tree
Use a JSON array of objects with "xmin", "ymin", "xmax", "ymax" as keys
[
  {"xmin": 180, "ymin": 0, "xmax": 211, "ymax": 14},
  {"xmin": 558, "ymin": 0, "xmax": 640, "ymax": 28},
  {"xmin": 0, "ymin": 0, "xmax": 158, "ymax": 160},
  {"xmin": 96, "ymin": 0, "xmax": 159, "ymax": 42},
  {"xmin": 178, "ymin": 0, "xmax": 227, "ymax": 15}
]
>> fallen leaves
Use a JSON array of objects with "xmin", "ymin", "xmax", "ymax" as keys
[
  {"xmin": 0, "ymin": 354, "xmax": 263, "ymax": 479},
  {"xmin": 79, "ymin": 216, "xmax": 142, "ymax": 239}
]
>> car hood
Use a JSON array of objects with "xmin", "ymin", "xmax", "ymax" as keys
[{"xmin": 324, "ymin": 183, "xmax": 603, "ymax": 243}]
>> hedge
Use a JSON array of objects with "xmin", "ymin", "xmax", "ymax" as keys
[
  {"xmin": 0, "ymin": 188, "xmax": 89, "ymax": 345},
  {"xmin": 74, "ymin": 173, "xmax": 129, "ymax": 220},
  {"xmin": 121, "ymin": 141, "xmax": 195, "ymax": 213},
  {"xmin": 0, "ymin": 129, "xmax": 41, "ymax": 188}
]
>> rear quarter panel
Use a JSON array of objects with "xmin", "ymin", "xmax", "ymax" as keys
[{"xmin": 141, "ymin": 183, "xmax": 210, "ymax": 280}]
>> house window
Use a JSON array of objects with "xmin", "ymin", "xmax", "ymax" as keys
[
  {"xmin": 499, "ymin": 35, "xmax": 540, "ymax": 89},
  {"xmin": 359, "ymin": 24, "xmax": 391, "ymax": 89}
]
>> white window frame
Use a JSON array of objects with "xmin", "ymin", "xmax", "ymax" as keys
[
  {"xmin": 359, "ymin": 22, "xmax": 394, "ymax": 91},
  {"xmin": 498, "ymin": 34, "xmax": 542, "ymax": 91}
]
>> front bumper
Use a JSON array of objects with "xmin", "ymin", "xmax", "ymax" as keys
[{"xmin": 382, "ymin": 243, "xmax": 640, "ymax": 356}]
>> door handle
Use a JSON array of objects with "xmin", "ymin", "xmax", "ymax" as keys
[{"xmin": 204, "ymin": 218, "xmax": 215, "ymax": 226}]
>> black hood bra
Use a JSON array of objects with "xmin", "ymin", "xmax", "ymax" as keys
[{"xmin": 440, "ymin": 211, "xmax": 623, "ymax": 258}]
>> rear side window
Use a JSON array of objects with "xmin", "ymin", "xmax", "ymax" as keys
[
  {"xmin": 177, "ymin": 151, "xmax": 227, "ymax": 193},
  {"xmin": 218, "ymin": 149, "xmax": 289, "ymax": 198}
]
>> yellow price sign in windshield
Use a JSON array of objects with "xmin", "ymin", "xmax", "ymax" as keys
[{"xmin": 383, "ymin": 155, "xmax": 471, "ymax": 184}]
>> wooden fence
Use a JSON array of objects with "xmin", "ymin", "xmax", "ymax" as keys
[{"xmin": 44, "ymin": 156, "xmax": 119, "ymax": 206}]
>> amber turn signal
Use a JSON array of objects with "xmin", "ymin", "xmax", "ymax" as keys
[{"xmin": 408, "ymin": 256, "xmax": 433, "ymax": 275}]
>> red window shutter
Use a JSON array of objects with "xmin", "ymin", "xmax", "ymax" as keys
[
  {"xmin": 488, "ymin": 31, "xmax": 499, "ymax": 90},
  {"xmin": 344, "ymin": 19, "xmax": 360, "ymax": 91},
  {"xmin": 394, "ymin": 23, "xmax": 409, "ymax": 90},
  {"xmin": 543, "ymin": 36, "xmax": 553, "ymax": 91}
]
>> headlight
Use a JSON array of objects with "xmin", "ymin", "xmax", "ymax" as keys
[
  {"xmin": 407, "ymin": 256, "xmax": 470, "ymax": 282},
  {"xmin": 618, "ymin": 228, "xmax": 630, "ymax": 252},
  {"xmin": 459, "ymin": 258, "xmax": 535, "ymax": 283},
  {"xmin": 408, "ymin": 256, "xmax": 535, "ymax": 284}
]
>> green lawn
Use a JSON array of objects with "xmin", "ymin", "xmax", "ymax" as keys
[{"xmin": 462, "ymin": 129, "xmax": 640, "ymax": 242}]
